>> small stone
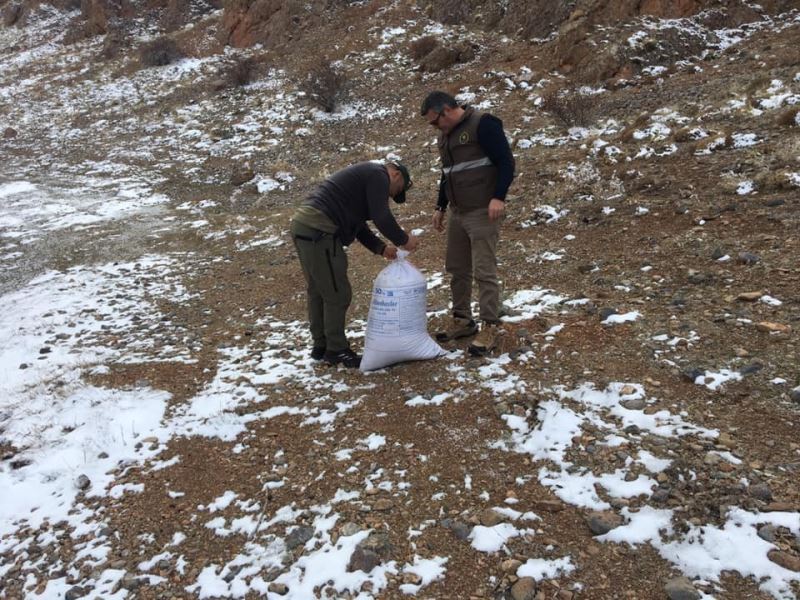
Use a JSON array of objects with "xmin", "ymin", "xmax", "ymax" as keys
[
  {"xmin": 3, "ymin": 127, "xmax": 17, "ymax": 139},
  {"xmin": 790, "ymin": 388, "xmax": 800, "ymax": 404},
  {"xmin": 749, "ymin": 483, "xmax": 773, "ymax": 501},
  {"xmin": 478, "ymin": 508, "xmax": 505, "ymax": 526},
  {"xmin": 65, "ymin": 586, "xmax": 88, "ymax": 600},
  {"xmin": 652, "ymin": 488, "xmax": 670, "ymax": 503},
  {"xmin": 758, "ymin": 524, "xmax": 777, "ymax": 543},
  {"xmin": 766, "ymin": 502, "xmax": 798, "ymax": 512},
  {"xmin": 373, "ymin": 498, "xmax": 393, "ymax": 511},
  {"xmin": 734, "ymin": 347, "xmax": 750, "ymax": 357},
  {"xmin": 268, "ymin": 582, "xmax": 288, "ymax": 595},
  {"xmin": 738, "ymin": 362, "xmax": 763, "ymax": 376},
  {"xmin": 285, "ymin": 526, "xmax": 314, "ymax": 550},
  {"xmin": 230, "ymin": 168, "xmax": 255, "ymax": 186},
  {"xmin": 39, "ymin": 346, "xmax": 52, "ymax": 354},
  {"xmin": 717, "ymin": 433, "xmax": 735, "ymax": 448},
  {"xmin": 768, "ymin": 550, "xmax": 800, "ymax": 572},
  {"xmin": 621, "ymin": 398, "xmax": 646, "ymax": 410},
  {"xmin": 737, "ymin": 291, "xmax": 763, "ymax": 301},
  {"xmin": 704, "ymin": 452, "xmax": 721, "ymax": 466},
  {"xmin": 510, "ymin": 577, "xmax": 537, "ymax": 600},
  {"xmin": 501, "ymin": 558, "xmax": 522, "ymax": 572},
  {"xmin": 450, "ymin": 521, "xmax": 472, "ymax": 540},
  {"xmin": 75, "ymin": 474, "xmax": 91, "ymax": 491},
  {"xmin": 664, "ymin": 576, "xmax": 701, "ymax": 600},
  {"xmin": 586, "ymin": 511, "xmax": 623, "ymax": 535},
  {"xmin": 347, "ymin": 547, "xmax": 380, "ymax": 573},
  {"xmin": 711, "ymin": 246, "xmax": 725, "ymax": 260},
  {"xmin": 340, "ymin": 522, "xmax": 361, "ymax": 537},
  {"xmin": 530, "ymin": 499, "xmax": 565, "ymax": 512},
  {"xmin": 121, "ymin": 574, "xmax": 140, "ymax": 591},
  {"xmin": 141, "ymin": 436, "xmax": 158, "ymax": 444},
  {"xmin": 682, "ymin": 368, "xmax": 704, "ymax": 382},
  {"xmin": 620, "ymin": 385, "xmax": 637, "ymax": 396},
  {"xmin": 736, "ymin": 252, "xmax": 760, "ymax": 265},
  {"xmin": 756, "ymin": 321, "xmax": 791, "ymax": 334}
]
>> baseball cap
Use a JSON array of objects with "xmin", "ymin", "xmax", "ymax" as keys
[{"xmin": 390, "ymin": 162, "xmax": 412, "ymax": 204}]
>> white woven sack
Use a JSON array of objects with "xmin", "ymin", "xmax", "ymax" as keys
[{"xmin": 360, "ymin": 252, "xmax": 444, "ymax": 372}]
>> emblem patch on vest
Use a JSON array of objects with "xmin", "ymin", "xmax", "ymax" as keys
[{"xmin": 459, "ymin": 131, "xmax": 470, "ymax": 144}]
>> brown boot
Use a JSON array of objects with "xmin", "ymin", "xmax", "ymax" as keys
[
  {"xmin": 435, "ymin": 316, "xmax": 478, "ymax": 342},
  {"xmin": 468, "ymin": 322, "xmax": 500, "ymax": 356}
]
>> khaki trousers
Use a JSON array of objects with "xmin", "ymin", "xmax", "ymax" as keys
[
  {"xmin": 290, "ymin": 220, "xmax": 352, "ymax": 352},
  {"xmin": 446, "ymin": 208, "xmax": 501, "ymax": 323}
]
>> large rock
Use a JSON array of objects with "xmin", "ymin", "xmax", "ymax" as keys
[
  {"xmin": 220, "ymin": 0, "xmax": 314, "ymax": 48},
  {"xmin": 510, "ymin": 577, "xmax": 537, "ymax": 600},
  {"xmin": 664, "ymin": 576, "xmax": 701, "ymax": 600},
  {"xmin": 586, "ymin": 511, "xmax": 624, "ymax": 535}
]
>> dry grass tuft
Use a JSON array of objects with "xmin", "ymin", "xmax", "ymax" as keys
[
  {"xmin": 776, "ymin": 106, "xmax": 799, "ymax": 127},
  {"xmin": 754, "ymin": 170, "xmax": 793, "ymax": 192},
  {"xmin": 300, "ymin": 60, "xmax": 349, "ymax": 113},
  {"xmin": 409, "ymin": 35, "xmax": 438, "ymax": 60},
  {"xmin": 540, "ymin": 88, "xmax": 597, "ymax": 129},
  {"xmin": 618, "ymin": 113, "xmax": 650, "ymax": 143},
  {"xmin": 138, "ymin": 36, "xmax": 184, "ymax": 68}
]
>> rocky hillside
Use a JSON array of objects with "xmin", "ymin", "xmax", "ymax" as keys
[{"xmin": 1, "ymin": 1, "xmax": 800, "ymax": 599}]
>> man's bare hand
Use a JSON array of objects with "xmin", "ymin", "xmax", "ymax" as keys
[
  {"xmin": 383, "ymin": 245, "xmax": 398, "ymax": 260},
  {"xmin": 488, "ymin": 198, "xmax": 505, "ymax": 222},
  {"xmin": 402, "ymin": 234, "xmax": 419, "ymax": 252},
  {"xmin": 432, "ymin": 210, "xmax": 446, "ymax": 232}
]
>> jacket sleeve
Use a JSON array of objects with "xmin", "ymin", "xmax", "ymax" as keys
[
  {"xmin": 355, "ymin": 225, "xmax": 387, "ymax": 255},
  {"xmin": 366, "ymin": 169, "xmax": 409, "ymax": 247},
  {"xmin": 477, "ymin": 114, "xmax": 515, "ymax": 201}
]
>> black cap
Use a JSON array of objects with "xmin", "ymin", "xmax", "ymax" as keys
[{"xmin": 390, "ymin": 162, "xmax": 412, "ymax": 204}]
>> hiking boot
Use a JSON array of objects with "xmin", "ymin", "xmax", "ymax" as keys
[
  {"xmin": 310, "ymin": 346, "xmax": 326, "ymax": 360},
  {"xmin": 435, "ymin": 316, "xmax": 478, "ymax": 342},
  {"xmin": 468, "ymin": 322, "xmax": 500, "ymax": 356},
  {"xmin": 323, "ymin": 348, "xmax": 361, "ymax": 368}
]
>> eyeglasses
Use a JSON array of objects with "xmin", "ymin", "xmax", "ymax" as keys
[{"xmin": 427, "ymin": 111, "xmax": 444, "ymax": 127}]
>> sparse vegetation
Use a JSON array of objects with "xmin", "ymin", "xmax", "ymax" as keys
[
  {"xmin": 409, "ymin": 35, "xmax": 438, "ymax": 60},
  {"xmin": 541, "ymin": 88, "xmax": 597, "ymax": 128},
  {"xmin": 300, "ymin": 60, "xmax": 349, "ymax": 113},
  {"xmin": 776, "ymin": 106, "xmax": 799, "ymax": 127},
  {"xmin": 138, "ymin": 36, "xmax": 184, "ymax": 68},
  {"xmin": 222, "ymin": 56, "xmax": 258, "ymax": 89}
]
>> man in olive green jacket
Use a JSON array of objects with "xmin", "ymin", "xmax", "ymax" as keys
[{"xmin": 291, "ymin": 161, "xmax": 418, "ymax": 368}]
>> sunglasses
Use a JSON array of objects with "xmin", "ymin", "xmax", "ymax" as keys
[{"xmin": 427, "ymin": 111, "xmax": 444, "ymax": 127}]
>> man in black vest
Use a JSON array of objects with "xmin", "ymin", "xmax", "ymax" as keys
[
  {"xmin": 420, "ymin": 91, "xmax": 515, "ymax": 356},
  {"xmin": 290, "ymin": 161, "xmax": 418, "ymax": 368}
]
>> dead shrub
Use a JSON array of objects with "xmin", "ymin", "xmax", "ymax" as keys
[
  {"xmin": 754, "ymin": 170, "xmax": 793, "ymax": 192},
  {"xmin": 226, "ymin": 56, "xmax": 257, "ymax": 87},
  {"xmin": 138, "ymin": 36, "xmax": 184, "ymax": 68},
  {"xmin": 98, "ymin": 28, "xmax": 128, "ymax": 60},
  {"xmin": 420, "ymin": 45, "xmax": 459, "ymax": 72},
  {"xmin": 63, "ymin": 18, "xmax": 88, "ymax": 44},
  {"xmin": 540, "ymin": 88, "xmax": 597, "ymax": 129},
  {"xmin": 618, "ymin": 113, "xmax": 650, "ymax": 143},
  {"xmin": 776, "ymin": 106, "xmax": 799, "ymax": 127},
  {"xmin": 428, "ymin": 0, "xmax": 470, "ymax": 25},
  {"xmin": 672, "ymin": 126, "xmax": 692, "ymax": 143},
  {"xmin": 409, "ymin": 35, "xmax": 438, "ymax": 60},
  {"xmin": 300, "ymin": 61, "xmax": 349, "ymax": 113}
]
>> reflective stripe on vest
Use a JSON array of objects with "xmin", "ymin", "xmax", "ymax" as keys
[{"xmin": 441, "ymin": 157, "xmax": 493, "ymax": 176}]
